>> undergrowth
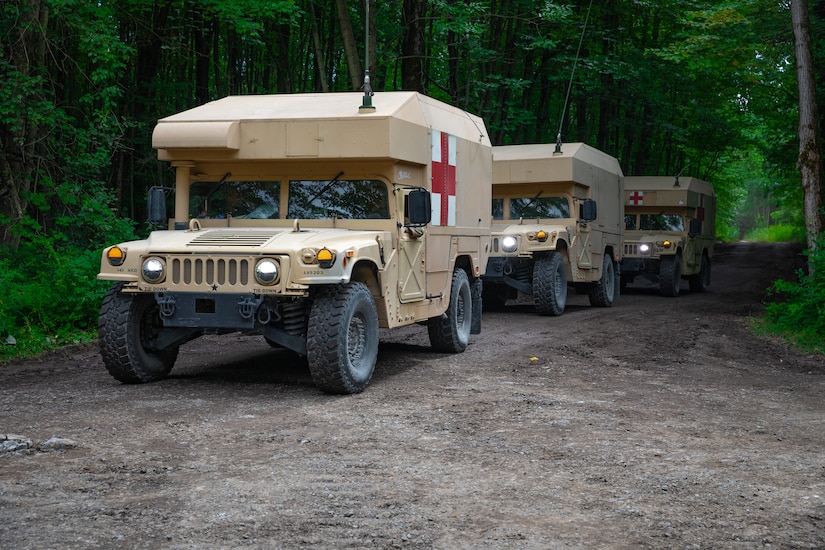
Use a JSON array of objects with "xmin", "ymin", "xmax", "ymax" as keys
[
  {"xmin": 758, "ymin": 236, "xmax": 825, "ymax": 355},
  {"xmin": 0, "ymin": 242, "xmax": 115, "ymax": 362}
]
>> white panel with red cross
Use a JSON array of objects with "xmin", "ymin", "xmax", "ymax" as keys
[
  {"xmin": 628, "ymin": 191, "xmax": 644, "ymax": 206},
  {"xmin": 431, "ymin": 130, "xmax": 457, "ymax": 226}
]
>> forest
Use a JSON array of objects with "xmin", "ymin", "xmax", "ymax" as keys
[{"xmin": 0, "ymin": 0, "xmax": 823, "ymax": 359}]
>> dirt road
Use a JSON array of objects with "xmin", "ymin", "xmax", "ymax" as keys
[{"xmin": 2, "ymin": 241, "xmax": 823, "ymax": 548}]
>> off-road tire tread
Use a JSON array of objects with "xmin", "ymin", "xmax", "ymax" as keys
[
  {"xmin": 533, "ymin": 252, "xmax": 567, "ymax": 316},
  {"xmin": 428, "ymin": 269, "xmax": 472, "ymax": 353},
  {"xmin": 307, "ymin": 283, "xmax": 378, "ymax": 394},
  {"xmin": 688, "ymin": 254, "xmax": 711, "ymax": 292},
  {"xmin": 98, "ymin": 282, "xmax": 177, "ymax": 383},
  {"xmin": 589, "ymin": 254, "xmax": 616, "ymax": 307},
  {"xmin": 659, "ymin": 254, "xmax": 682, "ymax": 297}
]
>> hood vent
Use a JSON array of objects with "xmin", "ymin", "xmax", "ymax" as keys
[{"xmin": 188, "ymin": 231, "xmax": 277, "ymax": 247}]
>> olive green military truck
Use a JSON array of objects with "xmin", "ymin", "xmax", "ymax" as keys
[
  {"xmin": 98, "ymin": 92, "xmax": 492, "ymax": 394},
  {"xmin": 620, "ymin": 175, "xmax": 716, "ymax": 297},
  {"xmin": 481, "ymin": 143, "xmax": 624, "ymax": 315}
]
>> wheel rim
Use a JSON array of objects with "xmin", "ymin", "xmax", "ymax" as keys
[
  {"xmin": 603, "ymin": 260, "xmax": 615, "ymax": 297},
  {"xmin": 553, "ymin": 261, "xmax": 567, "ymax": 307},
  {"xmin": 457, "ymin": 283, "xmax": 471, "ymax": 338},
  {"xmin": 346, "ymin": 311, "xmax": 370, "ymax": 375}
]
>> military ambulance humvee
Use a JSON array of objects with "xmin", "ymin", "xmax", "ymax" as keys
[
  {"xmin": 97, "ymin": 92, "xmax": 492, "ymax": 394},
  {"xmin": 482, "ymin": 143, "xmax": 624, "ymax": 315},
  {"xmin": 620, "ymin": 176, "xmax": 715, "ymax": 297}
]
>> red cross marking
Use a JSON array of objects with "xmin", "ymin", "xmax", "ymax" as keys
[
  {"xmin": 628, "ymin": 191, "xmax": 644, "ymax": 205},
  {"xmin": 431, "ymin": 131, "xmax": 456, "ymax": 226},
  {"xmin": 696, "ymin": 194, "xmax": 705, "ymax": 222}
]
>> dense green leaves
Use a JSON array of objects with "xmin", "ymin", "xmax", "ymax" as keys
[{"xmin": 0, "ymin": 0, "xmax": 822, "ymax": 359}]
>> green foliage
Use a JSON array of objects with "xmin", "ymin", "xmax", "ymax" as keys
[
  {"xmin": 760, "ymin": 237, "xmax": 825, "ymax": 354},
  {"xmin": 744, "ymin": 225, "xmax": 808, "ymax": 243},
  {"xmin": 0, "ymin": 241, "xmax": 116, "ymax": 362},
  {"xmin": 0, "ymin": 0, "xmax": 821, "ymax": 361}
]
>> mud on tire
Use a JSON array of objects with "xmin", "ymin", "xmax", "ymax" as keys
[
  {"xmin": 98, "ymin": 282, "xmax": 178, "ymax": 383},
  {"xmin": 307, "ymin": 282, "xmax": 379, "ymax": 394},
  {"xmin": 428, "ymin": 268, "xmax": 472, "ymax": 353}
]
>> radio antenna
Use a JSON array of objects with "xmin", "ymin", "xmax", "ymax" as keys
[
  {"xmin": 359, "ymin": 0, "xmax": 375, "ymax": 112},
  {"xmin": 674, "ymin": 163, "xmax": 690, "ymax": 188},
  {"xmin": 555, "ymin": 0, "xmax": 594, "ymax": 153}
]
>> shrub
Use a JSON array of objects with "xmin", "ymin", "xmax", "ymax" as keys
[{"xmin": 761, "ymin": 236, "xmax": 825, "ymax": 354}]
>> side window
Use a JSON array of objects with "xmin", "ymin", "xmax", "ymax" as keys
[{"xmin": 624, "ymin": 214, "xmax": 637, "ymax": 230}]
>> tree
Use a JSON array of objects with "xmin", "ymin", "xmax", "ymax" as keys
[
  {"xmin": 0, "ymin": 0, "xmax": 49, "ymax": 251},
  {"xmin": 791, "ymin": 0, "xmax": 823, "ymax": 256}
]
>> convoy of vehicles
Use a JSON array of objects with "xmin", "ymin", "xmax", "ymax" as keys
[
  {"xmin": 98, "ymin": 91, "xmax": 492, "ymax": 394},
  {"xmin": 481, "ymin": 143, "xmax": 624, "ymax": 315},
  {"xmin": 97, "ymin": 90, "xmax": 716, "ymax": 393},
  {"xmin": 620, "ymin": 176, "xmax": 716, "ymax": 297}
]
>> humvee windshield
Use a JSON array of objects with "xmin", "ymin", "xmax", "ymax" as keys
[
  {"xmin": 492, "ymin": 196, "xmax": 570, "ymax": 220},
  {"xmin": 188, "ymin": 179, "xmax": 391, "ymax": 220},
  {"xmin": 190, "ymin": 180, "xmax": 280, "ymax": 219},
  {"xmin": 288, "ymin": 179, "xmax": 390, "ymax": 220},
  {"xmin": 636, "ymin": 213, "xmax": 685, "ymax": 231}
]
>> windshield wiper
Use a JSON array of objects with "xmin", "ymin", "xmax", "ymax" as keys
[
  {"xmin": 305, "ymin": 171, "xmax": 344, "ymax": 206},
  {"xmin": 523, "ymin": 190, "xmax": 543, "ymax": 209}
]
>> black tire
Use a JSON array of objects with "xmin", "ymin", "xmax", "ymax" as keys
[
  {"xmin": 307, "ymin": 283, "xmax": 379, "ymax": 394},
  {"xmin": 98, "ymin": 282, "xmax": 178, "ymax": 383},
  {"xmin": 689, "ymin": 254, "xmax": 711, "ymax": 292},
  {"xmin": 659, "ymin": 254, "xmax": 682, "ymax": 297},
  {"xmin": 533, "ymin": 252, "xmax": 567, "ymax": 316},
  {"xmin": 589, "ymin": 253, "xmax": 616, "ymax": 307},
  {"xmin": 482, "ymin": 282, "xmax": 507, "ymax": 311},
  {"xmin": 428, "ymin": 268, "xmax": 472, "ymax": 352}
]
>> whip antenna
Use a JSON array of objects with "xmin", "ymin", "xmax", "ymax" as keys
[
  {"xmin": 555, "ymin": 0, "xmax": 594, "ymax": 153},
  {"xmin": 359, "ymin": 0, "xmax": 375, "ymax": 111}
]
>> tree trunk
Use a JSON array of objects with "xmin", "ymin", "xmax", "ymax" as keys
[
  {"xmin": 335, "ymin": 0, "xmax": 363, "ymax": 90},
  {"xmin": 0, "ymin": 0, "xmax": 49, "ymax": 251},
  {"xmin": 192, "ymin": 6, "xmax": 210, "ymax": 105},
  {"xmin": 791, "ymin": 0, "xmax": 823, "ymax": 259},
  {"xmin": 308, "ymin": 2, "xmax": 330, "ymax": 92},
  {"xmin": 402, "ymin": 0, "xmax": 426, "ymax": 92}
]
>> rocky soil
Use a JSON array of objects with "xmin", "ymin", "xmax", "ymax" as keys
[{"xmin": 1, "ymin": 241, "xmax": 823, "ymax": 549}]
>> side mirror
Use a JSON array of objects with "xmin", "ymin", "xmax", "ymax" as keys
[
  {"xmin": 689, "ymin": 218, "xmax": 701, "ymax": 237},
  {"xmin": 580, "ymin": 198, "xmax": 597, "ymax": 222},
  {"xmin": 406, "ymin": 188, "xmax": 432, "ymax": 227},
  {"xmin": 148, "ymin": 187, "xmax": 167, "ymax": 225}
]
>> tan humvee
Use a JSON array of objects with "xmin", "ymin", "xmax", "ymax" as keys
[
  {"xmin": 98, "ymin": 91, "xmax": 492, "ymax": 394},
  {"xmin": 482, "ymin": 143, "xmax": 624, "ymax": 315},
  {"xmin": 621, "ymin": 175, "xmax": 716, "ymax": 297}
]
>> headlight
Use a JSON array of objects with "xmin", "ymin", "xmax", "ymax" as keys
[
  {"xmin": 639, "ymin": 243, "xmax": 651, "ymax": 254},
  {"xmin": 501, "ymin": 236, "xmax": 518, "ymax": 253},
  {"xmin": 142, "ymin": 257, "xmax": 165, "ymax": 283},
  {"xmin": 255, "ymin": 259, "xmax": 280, "ymax": 285}
]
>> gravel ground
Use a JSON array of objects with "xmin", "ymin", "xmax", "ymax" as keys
[{"xmin": 1, "ymin": 241, "xmax": 823, "ymax": 549}]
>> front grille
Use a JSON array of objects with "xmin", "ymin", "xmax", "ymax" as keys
[
  {"xmin": 170, "ymin": 256, "xmax": 251, "ymax": 287},
  {"xmin": 623, "ymin": 243, "xmax": 662, "ymax": 257},
  {"xmin": 624, "ymin": 243, "xmax": 639, "ymax": 255}
]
